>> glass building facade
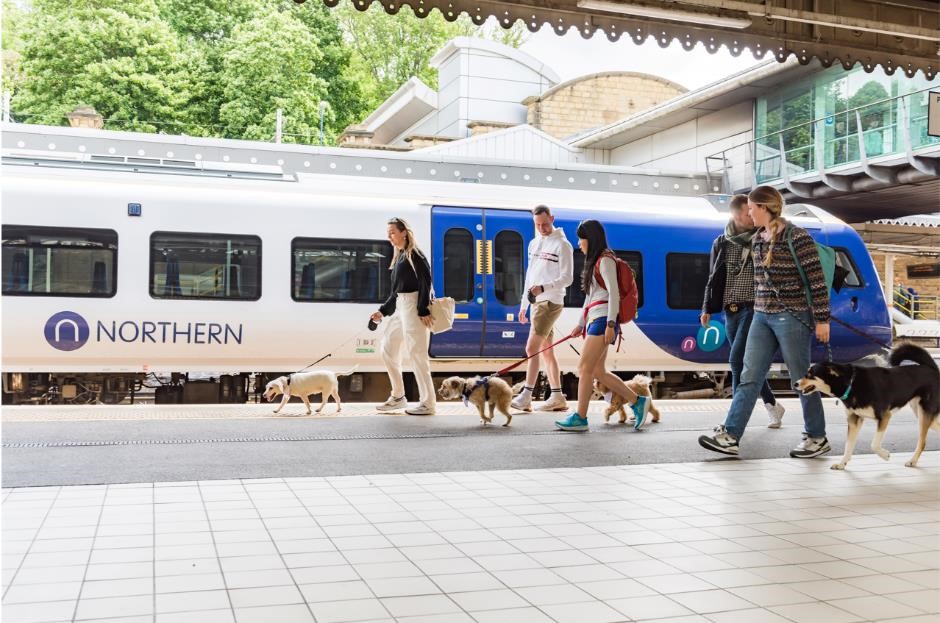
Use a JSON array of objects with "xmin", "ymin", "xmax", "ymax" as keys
[{"xmin": 754, "ymin": 66, "xmax": 939, "ymax": 183}]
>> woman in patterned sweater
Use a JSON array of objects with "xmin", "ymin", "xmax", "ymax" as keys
[{"xmin": 699, "ymin": 186, "xmax": 831, "ymax": 459}]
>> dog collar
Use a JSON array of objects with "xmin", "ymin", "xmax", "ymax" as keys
[{"xmin": 839, "ymin": 369, "xmax": 856, "ymax": 401}]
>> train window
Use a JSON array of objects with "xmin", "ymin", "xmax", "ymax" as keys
[
  {"xmin": 666, "ymin": 253, "xmax": 710, "ymax": 309},
  {"xmin": 564, "ymin": 251, "xmax": 643, "ymax": 309},
  {"xmin": 834, "ymin": 248, "xmax": 863, "ymax": 288},
  {"xmin": 150, "ymin": 232, "xmax": 261, "ymax": 300},
  {"xmin": 442, "ymin": 228, "xmax": 474, "ymax": 303},
  {"xmin": 494, "ymin": 230, "xmax": 524, "ymax": 306},
  {"xmin": 2, "ymin": 225, "xmax": 117, "ymax": 297},
  {"xmin": 292, "ymin": 238, "xmax": 391, "ymax": 303}
]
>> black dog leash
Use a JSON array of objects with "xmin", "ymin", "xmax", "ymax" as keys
[{"xmin": 289, "ymin": 331, "xmax": 365, "ymax": 375}]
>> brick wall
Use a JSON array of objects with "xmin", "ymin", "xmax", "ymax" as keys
[{"xmin": 524, "ymin": 72, "xmax": 686, "ymax": 139}]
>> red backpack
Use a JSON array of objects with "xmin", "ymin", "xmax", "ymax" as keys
[{"xmin": 592, "ymin": 250, "xmax": 638, "ymax": 324}]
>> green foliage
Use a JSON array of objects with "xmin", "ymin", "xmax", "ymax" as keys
[
  {"xmin": 13, "ymin": 0, "xmax": 194, "ymax": 132},
  {"xmin": 7, "ymin": 0, "xmax": 526, "ymax": 142}
]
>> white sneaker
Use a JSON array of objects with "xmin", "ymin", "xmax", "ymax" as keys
[
  {"xmin": 405, "ymin": 403, "xmax": 435, "ymax": 416},
  {"xmin": 765, "ymin": 401, "xmax": 785, "ymax": 428},
  {"xmin": 511, "ymin": 394, "xmax": 532, "ymax": 412},
  {"xmin": 376, "ymin": 395, "xmax": 407, "ymax": 413},
  {"xmin": 537, "ymin": 393, "xmax": 568, "ymax": 412}
]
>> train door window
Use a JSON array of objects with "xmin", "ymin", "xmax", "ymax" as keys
[
  {"xmin": 834, "ymin": 248, "xmax": 863, "ymax": 288},
  {"xmin": 292, "ymin": 238, "xmax": 391, "ymax": 302},
  {"xmin": 150, "ymin": 232, "xmax": 261, "ymax": 300},
  {"xmin": 493, "ymin": 230, "xmax": 524, "ymax": 306},
  {"xmin": 666, "ymin": 253, "xmax": 710, "ymax": 309},
  {"xmin": 442, "ymin": 228, "xmax": 474, "ymax": 302},
  {"xmin": 564, "ymin": 250, "xmax": 643, "ymax": 309},
  {"xmin": 1, "ymin": 225, "xmax": 117, "ymax": 297}
]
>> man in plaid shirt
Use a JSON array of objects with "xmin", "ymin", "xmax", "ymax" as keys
[{"xmin": 700, "ymin": 195, "xmax": 785, "ymax": 428}]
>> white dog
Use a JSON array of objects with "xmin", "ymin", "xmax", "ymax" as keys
[{"xmin": 263, "ymin": 366, "xmax": 358, "ymax": 415}]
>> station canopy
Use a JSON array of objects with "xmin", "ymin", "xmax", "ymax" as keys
[{"xmin": 310, "ymin": 0, "xmax": 939, "ymax": 79}]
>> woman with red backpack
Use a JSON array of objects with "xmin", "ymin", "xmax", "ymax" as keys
[{"xmin": 555, "ymin": 219, "xmax": 651, "ymax": 432}]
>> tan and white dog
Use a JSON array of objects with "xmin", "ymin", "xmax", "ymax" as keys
[{"xmin": 263, "ymin": 366, "xmax": 358, "ymax": 415}]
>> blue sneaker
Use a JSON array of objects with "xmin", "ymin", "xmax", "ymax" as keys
[
  {"xmin": 555, "ymin": 413, "xmax": 588, "ymax": 432},
  {"xmin": 632, "ymin": 396, "xmax": 650, "ymax": 430}
]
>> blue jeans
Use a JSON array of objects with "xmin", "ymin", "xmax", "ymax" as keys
[
  {"xmin": 725, "ymin": 307, "xmax": 776, "ymax": 405},
  {"xmin": 724, "ymin": 310, "xmax": 825, "ymax": 440}
]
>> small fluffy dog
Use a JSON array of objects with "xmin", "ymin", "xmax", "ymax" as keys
[
  {"xmin": 592, "ymin": 375, "xmax": 661, "ymax": 423},
  {"xmin": 263, "ymin": 366, "xmax": 358, "ymax": 415},
  {"xmin": 439, "ymin": 375, "xmax": 513, "ymax": 426},
  {"xmin": 796, "ymin": 344, "xmax": 939, "ymax": 469}
]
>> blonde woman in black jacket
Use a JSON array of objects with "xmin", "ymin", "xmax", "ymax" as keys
[{"xmin": 370, "ymin": 218, "xmax": 435, "ymax": 416}]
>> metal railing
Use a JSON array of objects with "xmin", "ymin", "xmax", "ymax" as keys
[
  {"xmin": 894, "ymin": 285, "xmax": 940, "ymax": 321},
  {"xmin": 706, "ymin": 86, "xmax": 940, "ymax": 193}
]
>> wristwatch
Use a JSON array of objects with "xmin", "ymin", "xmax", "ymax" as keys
[{"xmin": 606, "ymin": 320, "xmax": 616, "ymax": 328}]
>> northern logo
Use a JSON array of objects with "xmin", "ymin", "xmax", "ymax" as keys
[{"xmin": 44, "ymin": 311, "xmax": 90, "ymax": 351}]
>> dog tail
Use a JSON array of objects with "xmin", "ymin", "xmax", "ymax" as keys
[
  {"xmin": 337, "ymin": 365, "xmax": 360, "ymax": 377},
  {"xmin": 889, "ymin": 344, "xmax": 938, "ymax": 372},
  {"xmin": 632, "ymin": 374, "xmax": 653, "ymax": 386}
]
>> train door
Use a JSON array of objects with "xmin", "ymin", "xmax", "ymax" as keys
[{"xmin": 429, "ymin": 207, "xmax": 532, "ymax": 358}]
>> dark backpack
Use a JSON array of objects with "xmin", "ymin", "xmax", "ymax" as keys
[{"xmin": 593, "ymin": 250, "xmax": 639, "ymax": 324}]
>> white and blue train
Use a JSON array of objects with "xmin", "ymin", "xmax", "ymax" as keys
[{"xmin": 1, "ymin": 131, "xmax": 891, "ymax": 404}]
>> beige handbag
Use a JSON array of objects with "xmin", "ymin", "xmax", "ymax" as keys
[{"xmin": 428, "ymin": 295, "xmax": 455, "ymax": 334}]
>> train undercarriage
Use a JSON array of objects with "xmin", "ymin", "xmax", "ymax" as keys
[{"xmin": 0, "ymin": 369, "xmax": 790, "ymax": 406}]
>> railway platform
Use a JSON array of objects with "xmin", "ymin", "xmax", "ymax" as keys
[{"xmin": 2, "ymin": 399, "xmax": 938, "ymax": 622}]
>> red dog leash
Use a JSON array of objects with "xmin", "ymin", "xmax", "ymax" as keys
[{"xmin": 493, "ymin": 334, "xmax": 574, "ymax": 377}]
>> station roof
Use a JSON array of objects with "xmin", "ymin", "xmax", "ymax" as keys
[{"xmin": 314, "ymin": 0, "xmax": 939, "ymax": 80}]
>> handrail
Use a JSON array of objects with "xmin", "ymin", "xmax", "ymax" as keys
[{"xmin": 894, "ymin": 285, "xmax": 940, "ymax": 321}]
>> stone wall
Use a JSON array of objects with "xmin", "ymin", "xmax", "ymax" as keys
[{"xmin": 524, "ymin": 72, "xmax": 686, "ymax": 139}]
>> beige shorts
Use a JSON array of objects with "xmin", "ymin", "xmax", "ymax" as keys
[{"xmin": 531, "ymin": 301, "xmax": 563, "ymax": 338}]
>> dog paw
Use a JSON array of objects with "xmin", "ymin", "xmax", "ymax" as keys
[
  {"xmin": 875, "ymin": 449, "xmax": 890, "ymax": 461},
  {"xmin": 830, "ymin": 462, "xmax": 847, "ymax": 470},
  {"xmin": 905, "ymin": 459, "xmax": 918, "ymax": 467}
]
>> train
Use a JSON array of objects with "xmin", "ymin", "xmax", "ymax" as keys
[{"xmin": 1, "ymin": 131, "xmax": 892, "ymax": 405}]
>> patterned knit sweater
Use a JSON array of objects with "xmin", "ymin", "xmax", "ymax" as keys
[{"xmin": 752, "ymin": 220, "xmax": 830, "ymax": 324}]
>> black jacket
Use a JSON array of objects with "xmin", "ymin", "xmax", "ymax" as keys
[
  {"xmin": 379, "ymin": 250, "xmax": 432, "ymax": 317},
  {"xmin": 701, "ymin": 234, "xmax": 727, "ymax": 315}
]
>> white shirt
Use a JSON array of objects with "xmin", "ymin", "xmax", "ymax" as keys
[
  {"xmin": 579, "ymin": 255, "xmax": 619, "ymax": 328},
  {"xmin": 520, "ymin": 227, "xmax": 574, "ymax": 312}
]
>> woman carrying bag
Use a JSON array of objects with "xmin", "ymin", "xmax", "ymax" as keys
[
  {"xmin": 698, "ymin": 186, "xmax": 830, "ymax": 458},
  {"xmin": 371, "ymin": 217, "xmax": 436, "ymax": 416},
  {"xmin": 555, "ymin": 219, "xmax": 650, "ymax": 432}
]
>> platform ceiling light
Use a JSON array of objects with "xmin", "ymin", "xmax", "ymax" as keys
[{"xmin": 576, "ymin": 0, "xmax": 752, "ymax": 30}]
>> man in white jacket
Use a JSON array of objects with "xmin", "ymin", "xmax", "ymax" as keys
[{"xmin": 512, "ymin": 205, "xmax": 574, "ymax": 412}]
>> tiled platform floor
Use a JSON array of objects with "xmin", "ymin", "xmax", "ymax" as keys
[{"xmin": 2, "ymin": 453, "xmax": 938, "ymax": 623}]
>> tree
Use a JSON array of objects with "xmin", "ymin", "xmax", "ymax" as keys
[
  {"xmin": 12, "ymin": 0, "xmax": 195, "ymax": 132},
  {"xmin": 2, "ymin": 0, "xmax": 28, "ymax": 97},
  {"xmin": 216, "ymin": 8, "xmax": 330, "ymax": 142}
]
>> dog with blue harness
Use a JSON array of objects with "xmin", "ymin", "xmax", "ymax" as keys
[{"xmin": 438, "ymin": 375, "xmax": 514, "ymax": 426}]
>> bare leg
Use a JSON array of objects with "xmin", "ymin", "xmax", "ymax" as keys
[
  {"xmin": 542, "ymin": 333, "xmax": 562, "ymax": 390},
  {"xmin": 575, "ymin": 336, "xmax": 609, "ymax": 416}
]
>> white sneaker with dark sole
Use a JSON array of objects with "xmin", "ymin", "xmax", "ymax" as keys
[
  {"xmin": 697, "ymin": 425, "xmax": 739, "ymax": 456},
  {"xmin": 789, "ymin": 435, "xmax": 830, "ymax": 458}
]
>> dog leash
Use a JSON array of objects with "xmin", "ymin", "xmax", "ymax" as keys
[
  {"xmin": 492, "ymin": 334, "xmax": 574, "ymax": 377},
  {"xmin": 290, "ymin": 331, "xmax": 367, "ymax": 375}
]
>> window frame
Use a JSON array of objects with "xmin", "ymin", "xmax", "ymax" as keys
[
  {"xmin": 665, "ymin": 251, "xmax": 711, "ymax": 310},
  {"xmin": 564, "ymin": 250, "xmax": 643, "ymax": 309},
  {"xmin": 290, "ymin": 236, "xmax": 392, "ymax": 304},
  {"xmin": 2, "ymin": 225, "xmax": 119, "ymax": 298},
  {"xmin": 441, "ymin": 227, "xmax": 475, "ymax": 304},
  {"xmin": 493, "ymin": 229, "xmax": 525, "ymax": 307},
  {"xmin": 832, "ymin": 246, "xmax": 865, "ymax": 289},
  {"xmin": 149, "ymin": 231, "xmax": 262, "ymax": 302}
]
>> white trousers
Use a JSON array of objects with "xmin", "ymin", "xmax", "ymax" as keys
[{"xmin": 381, "ymin": 292, "xmax": 435, "ymax": 408}]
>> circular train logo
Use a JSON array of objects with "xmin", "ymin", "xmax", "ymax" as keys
[
  {"xmin": 44, "ymin": 311, "xmax": 90, "ymax": 351},
  {"xmin": 681, "ymin": 319, "xmax": 727, "ymax": 353}
]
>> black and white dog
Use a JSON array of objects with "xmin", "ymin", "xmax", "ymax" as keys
[{"xmin": 796, "ymin": 344, "xmax": 939, "ymax": 470}]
